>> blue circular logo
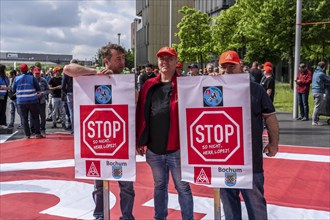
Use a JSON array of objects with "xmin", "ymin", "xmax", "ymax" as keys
[
  {"xmin": 95, "ymin": 85, "xmax": 112, "ymax": 104},
  {"xmin": 203, "ymin": 86, "xmax": 223, "ymax": 107}
]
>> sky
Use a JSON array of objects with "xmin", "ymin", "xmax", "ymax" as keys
[{"xmin": 0, "ymin": 0, "xmax": 137, "ymax": 61}]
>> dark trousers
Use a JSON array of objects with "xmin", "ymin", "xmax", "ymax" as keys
[
  {"xmin": 18, "ymin": 103, "xmax": 41, "ymax": 136},
  {"xmin": 30, "ymin": 103, "xmax": 46, "ymax": 132},
  {"xmin": 0, "ymin": 97, "xmax": 8, "ymax": 125},
  {"xmin": 93, "ymin": 180, "xmax": 135, "ymax": 219}
]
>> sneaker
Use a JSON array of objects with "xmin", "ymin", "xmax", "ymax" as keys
[
  {"xmin": 46, "ymin": 118, "xmax": 52, "ymax": 122},
  {"xmin": 312, "ymin": 121, "xmax": 324, "ymax": 126},
  {"xmin": 35, "ymin": 134, "xmax": 45, "ymax": 139},
  {"xmin": 301, "ymin": 117, "xmax": 309, "ymax": 121},
  {"xmin": 7, "ymin": 124, "xmax": 14, "ymax": 129},
  {"xmin": 17, "ymin": 125, "xmax": 23, "ymax": 129},
  {"xmin": 297, "ymin": 116, "xmax": 303, "ymax": 120},
  {"xmin": 41, "ymin": 130, "xmax": 46, "ymax": 135}
]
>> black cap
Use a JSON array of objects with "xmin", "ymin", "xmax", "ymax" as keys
[{"xmin": 188, "ymin": 63, "xmax": 199, "ymax": 69}]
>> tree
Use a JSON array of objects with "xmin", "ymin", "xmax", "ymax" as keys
[
  {"xmin": 173, "ymin": 6, "xmax": 213, "ymax": 68},
  {"xmin": 212, "ymin": 0, "xmax": 330, "ymax": 85}
]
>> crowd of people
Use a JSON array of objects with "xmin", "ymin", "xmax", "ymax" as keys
[
  {"xmin": 0, "ymin": 61, "xmax": 75, "ymax": 137},
  {"xmin": 0, "ymin": 43, "xmax": 329, "ymax": 220}
]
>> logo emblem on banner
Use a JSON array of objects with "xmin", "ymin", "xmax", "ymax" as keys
[
  {"xmin": 95, "ymin": 85, "xmax": 112, "ymax": 104},
  {"xmin": 86, "ymin": 160, "xmax": 101, "ymax": 177},
  {"xmin": 112, "ymin": 166, "xmax": 122, "ymax": 179},
  {"xmin": 203, "ymin": 86, "xmax": 223, "ymax": 107},
  {"xmin": 225, "ymin": 172, "xmax": 237, "ymax": 186},
  {"xmin": 194, "ymin": 167, "xmax": 211, "ymax": 184}
]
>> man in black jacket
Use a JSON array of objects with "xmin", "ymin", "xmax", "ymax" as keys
[{"xmin": 139, "ymin": 63, "xmax": 156, "ymax": 89}]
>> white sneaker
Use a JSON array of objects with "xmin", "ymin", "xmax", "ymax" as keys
[{"xmin": 312, "ymin": 121, "xmax": 324, "ymax": 126}]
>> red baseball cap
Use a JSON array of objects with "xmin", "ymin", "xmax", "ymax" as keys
[
  {"xmin": 20, "ymin": 63, "xmax": 28, "ymax": 72},
  {"xmin": 156, "ymin": 46, "xmax": 178, "ymax": 58},
  {"xmin": 53, "ymin": 66, "xmax": 62, "ymax": 73},
  {"xmin": 33, "ymin": 67, "xmax": 41, "ymax": 74},
  {"xmin": 263, "ymin": 61, "xmax": 273, "ymax": 67},
  {"xmin": 176, "ymin": 61, "xmax": 183, "ymax": 69},
  {"xmin": 263, "ymin": 66, "xmax": 272, "ymax": 73},
  {"xmin": 219, "ymin": 50, "xmax": 240, "ymax": 65}
]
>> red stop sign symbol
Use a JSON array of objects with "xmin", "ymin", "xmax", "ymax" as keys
[
  {"xmin": 80, "ymin": 105, "xmax": 128, "ymax": 159},
  {"xmin": 186, "ymin": 107, "xmax": 244, "ymax": 165}
]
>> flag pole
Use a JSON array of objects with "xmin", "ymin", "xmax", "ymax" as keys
[
  {"xmin": 103, "ymin": 180, "xmax": 110, "ymax": 219},
  {"xmin": 214, "ymin": 188, "xmax": 221, "ymax": 219}
]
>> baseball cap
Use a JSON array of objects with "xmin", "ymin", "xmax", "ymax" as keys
[
  {"xmin": 53, "ymin": 66, "xmax": 62, "ymax": 73},
  {"xmin": 219, "ymin": 50, "xmax": 240, "ymax": 65},
  {"xmin": 33, "ymin": 67, "xmax": 41, "ymax": 74},
  {"xmin": 156, "ymin": 46, "xmax": 178, "ymax": 58},
  {"xmin": 176, "ymin": 61, "xmax": 183, "ymax": 69},
  {"xmin": 188, "ymin": 63, "xmax": 199, "ymax": 69},
  {"xmin": 70, "ymin": 59, "xmax": 78, "ymax": 64},
  {"xmin": 263, "ymin": 66, "xmax": 272, "ymax": 73},
  {"xmin": 263, "ymin": 61, "xmax": 273, "ymax": 67},
  {"xmin": 20, "ymin": 63, "xmax": 28, "ymax": 72}
]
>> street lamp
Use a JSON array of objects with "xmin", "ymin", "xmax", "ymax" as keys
[{"xmin": 118, "ymin": 33, "xmax": 121, "ymax": 45}]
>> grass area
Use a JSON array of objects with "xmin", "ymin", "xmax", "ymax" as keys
[
  {"xmin": 274, "ymin": 83, "xmax": 295, "ymax": 113},
  {"xmin": 274, "ymin": 82, "xmax": 328, "ymax": 120}
]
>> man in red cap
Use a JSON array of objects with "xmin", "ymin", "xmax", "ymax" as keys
[
  {"xmin": 11, "ymin": 64, "xmax": 44, "ymax": 138},
  {"xmin": 218, "ymin": 50, "xmax": 279, "ymax": 220},
  {"xmin": 32, "ymin": 67, "xmax": 49, "ymax": 135},
  {"xmin": 48, "ymin": 66, "xmax": 66, "ymax": 129},
  {"xmin": 260, "ymin": 66, "xmax": 275, "ymax": 102},
  {"xmin": 136, "ymin": 46, "xmax": 194, "ymax": 220}
]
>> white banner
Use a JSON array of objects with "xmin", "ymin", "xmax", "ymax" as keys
[
  {"xmin": 74, "ymin": 74, "xmax": 136, "ymax": 181},
  {"xmin": 177, "ymin": 74, "xmax": 252, "ymax": 188}
]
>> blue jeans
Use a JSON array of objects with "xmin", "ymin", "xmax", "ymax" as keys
[
  {"xmin": 8, "ymin": 99, "xmax": 23, "ymax": 127},
  {"xmin": 297, "ymin": 92, "xmax": 309, "ymax": 118},
  {"xmin": 220, "ymin": 172, "xmax": 267, "ymax": 220},
  {"xmin": 67, "ymin": 93, "xmax": 74, "ymax": 132},
  {"xmin": 146, "ymin": 150, "xmax": 194, "ymax": 220},
  {"xmin": 93, "ymin": 180, "xmax": 135, "ymax": 219}
]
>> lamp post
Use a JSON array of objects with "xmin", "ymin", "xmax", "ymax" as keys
[
  {"xmin": 169, "ymin": 0, "xmax": 172, "ymax": 47},
  {"xmin": 118, "ymin": 33, "xmax": 121, "ymax": 45},
  {"xmin": 293, "ymin": 0, "xmax": 302, "ymax": 119}
]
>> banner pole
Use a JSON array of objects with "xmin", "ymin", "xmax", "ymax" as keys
[
  {"xmin": 214, "ymin": 188, "xmax": 221, "ymax": 219},
  {"xmin": 103, "ymin": 180, "xmax": 110, "ymax": 219}
]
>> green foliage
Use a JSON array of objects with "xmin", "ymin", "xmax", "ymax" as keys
[
  {"xmin": 173, "ymin": 6, "xmax": 213, "ymax": 68},
  {"xmin": 125, "ymin": 49, "xmax": 134, "ymax": 70},
  {"xmin": 212, "ymin": 0, "xmax": 329, "ymax": 64}
]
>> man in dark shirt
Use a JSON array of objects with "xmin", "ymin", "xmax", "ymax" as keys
[
  {"xmin": 218, "ymin": 50, "xmax": 279, "ymax": 220},
  {"xmin": 249, "ymin": 61, "xmax": 263, "ymax": 83},
  {"xmin": 62, "ymin": 59, "xmax": 76, "ymax": 134},
  {"xmin": 260, "ymin": 66, "xmax": 275, "ymax": 102},
  {"xmin": 139, "ymin": 63, "xmax": 156, "ymax": 89},
  {"xmin": 136, "ymin": 46, "xmax": 194, "ymax": 219},
  {"xmin": 48, "ymin": 66, "xmax": 65, "ymax": 128}
]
